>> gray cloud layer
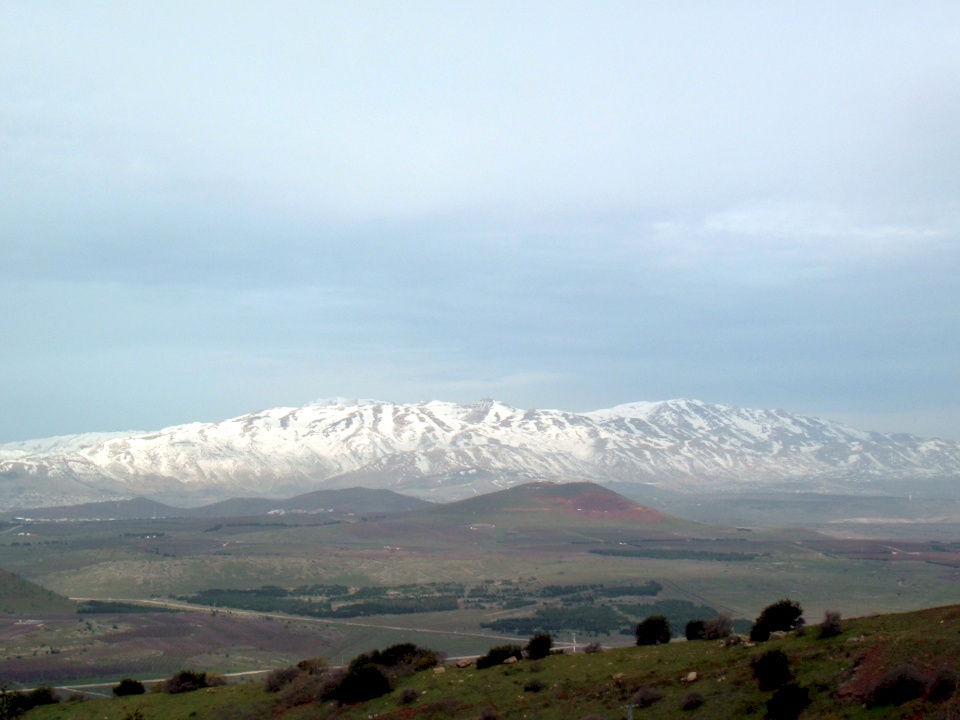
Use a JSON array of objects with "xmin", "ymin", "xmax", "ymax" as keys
[{"xmin": 2, "ymin": 2, "xmax": 959, "ymax": 441}]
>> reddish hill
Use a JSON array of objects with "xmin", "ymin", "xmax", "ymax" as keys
[
  {"xmin": 423, "ymin": 481, "xmax": 664, "ymax": 524},
  {"xmin": 529, "ymin": 484, "xmax": 663, "ymax": 522}
]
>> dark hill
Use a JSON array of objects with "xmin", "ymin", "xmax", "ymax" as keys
[
  {"xmin": 8, "ymin": 496, "xmax": 183, "ymax": 521},
  {"xmin": 3, "ymin": 487, "xmax": 432, "ymax": 521},
  {"xmin": 0, "ymin": 568, "xmax": 75, "ymax": 615},
  {"xmin": 283, "ymin": 486, "xmax": 432, "ymax": 513}
]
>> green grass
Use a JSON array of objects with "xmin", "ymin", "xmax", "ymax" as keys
[{"xmin": 24, "ymin": 604, "xmax": 960, "ymax": 719}]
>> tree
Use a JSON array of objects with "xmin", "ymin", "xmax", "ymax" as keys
[
  {"xmin": 704, "ymin": 613, "xmax": 733, "ymax": 639},
  {"xmin": 754, "ymin": 599, "xmax": 803, "ymax": 635},
  {"xmin": 635, "ymin": 615, "xmax": 671, "ymax": 646},
  {"xmin": 330, "ymin": 662, "xmax": 391, "ymax": 704},
  {"xmin": 476, "ymin": 644, "xmax": 522, "ymax": 669},
  {"xmin": 752, "ymin": 649, "xmax": 791, "ymax": 691},
  {"xmin": 525, "ymin": 632, "xmax": 553, "ymax": 660},
  {"xmin": 684, "ymin": 619, "xmax": 706, "ymax": 641},
  {"xmin": 818, "ymin": 610, "xmax": 842, "ymax": 639},
  {"xmin": 163, "ymin": 670, "xmax": 208, "ymax": 694},
  {"xmin": 113, "ymin": 678, "xmax": 145, "ymax": 697}
]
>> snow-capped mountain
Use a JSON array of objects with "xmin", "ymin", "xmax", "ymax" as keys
[{"xmin": 1, "ymin": 398, "xmax": 959, "ymax": 510}]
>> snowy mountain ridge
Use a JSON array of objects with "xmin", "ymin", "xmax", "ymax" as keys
[{"xmin": 1, "ymin": 398, "xmax": 958, "ymax": 510}]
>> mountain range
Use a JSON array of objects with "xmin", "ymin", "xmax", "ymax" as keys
[{"xmin": 1, "ymin": 398, "xmax": 959, "ymax": 510}]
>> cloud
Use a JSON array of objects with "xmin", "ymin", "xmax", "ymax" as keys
[{"xmin": 1, "ymin": 3, "xmax": 959, "ymax": 440}]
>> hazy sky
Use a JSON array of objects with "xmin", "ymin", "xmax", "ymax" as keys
[{"xmin": 2, "ymin": 2, "xmax": 959, "ymax": 442}]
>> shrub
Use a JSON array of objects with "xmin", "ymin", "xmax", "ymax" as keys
[
  {"xmin": 869, "ymin": 664, "xmax": 926, "ymax": 707},
  {"xmin": 1, "ymin": 686, "xmax": 62, "ymax": 714},
  {"xmin": 704, "ymin": 613, "xmax": 733, "ymax": 639},
  {"xmin": 766, "ymin": 683, "xmax": 810, "ymax": 720},
  {"xmin": 276, "ymin": 671, "xmax": 333, "ymax": 709},
  {"xmin": 329, "ymin": 663, "xmax": 391, "ymax": 704},
  {"xmin": 525, "ymin": 632, "xmax": 553, "ymax": 660},
  {"xmin": 296, "ymin": 656, "xmax": 328, "ymax": 675},
  {"xmin": 265, "ymin": 666, "xmax": 301, "ymax": 692},
  {"xmin": 375, "ymin": 642, "xmax": 421, "ymax": 668},
  {"xmin": 524, "ymin": 678, "xmax": 545, "ymax": 693},
  {"xmin": 750, "ymin": 621, "xmax": 771, "ymax": 643},
  {"xmin": 684, "ymin": 619, "xmax": 706, "ymax": 641},
  {"xmin": 681, "ymin": 691, "xmax": 704, "ymax": 711},
  {"xmin": 928, "ymin": 667, "xmax": 959, "ymax": 703},
  {"xmin": 164, "ymin": 670, "xmax": 208, "ymax": 694},
  {"xmin": 635, "ymin": 615, "xmax": 671, "ymax": 646},
  {"xmin": 362, "ymin": 643, "xmax": 441, "ymax": 673},
  {"xmin": 818, "ymin": 610, "xmax": 842, "ymax": 639},
  {"xmin": 755, "ymin": 599, "xmax": 803, "ymax": 633},
  {"xmin": 400, "ymin": 688, "xmax": 419, "ymax": 705},
  {"xmin": 752, "ymin": 650, "xmax": 791, "ymax": 691},
  {"xmin": 476, "ymin": 644, "xmax": 522, "ymax": 670},
  {"xmin": 479, "ymin": 706, "xmax": 499, "ymax": 720},
  {"xmin": 631, "ymin": 687, "xmax": 664, "ymax": 708},
  {"xmin": 582, "ymin": 642, "xmax": 603, "ymax": 654},
  {"xmin": 113, "ymin": 678, "xmax": 145, "ymax": 697}
]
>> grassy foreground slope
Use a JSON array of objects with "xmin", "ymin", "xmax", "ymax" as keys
[{"xmin": 26, "ymin": 604, "xmax": 960, "ymax": 720}]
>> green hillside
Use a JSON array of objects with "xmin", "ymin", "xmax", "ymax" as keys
[
  {"xmin": 0, "ymin": 568, "xmax": 74, "ymax": 615},
  {"xmin": 23, "ymin": 603, "xmax": 960, "ymax": 719}
]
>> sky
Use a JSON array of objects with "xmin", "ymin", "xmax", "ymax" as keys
[{"xmin": 2, "ymin": 2, "xmax": 959, "ymax": 442}]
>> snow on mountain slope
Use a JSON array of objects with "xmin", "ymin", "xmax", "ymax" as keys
[{"xmin": 1, "ymin": 398, "xmax": 959, "ymax": 509}]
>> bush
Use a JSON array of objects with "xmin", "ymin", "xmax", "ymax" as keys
[
  {"xmin": 766, "ymin": 683, "xmax": 810, "ymax": 720},
  {"xmin": 684, "ymin": 619, "xmax": 706, "ymax": 641},
  {"xmin": 476, "ymin": 644, "xmax": 522, "ymax": 670},
  {"xmin": 1, "ymin": 686, "xmax": 62, "ymax": 714},
  {"xmin": 479, "ymin": 706, "xmax": 499, "ymax": 720},
  {"xmin": 750, "ymin": 621, "xmax": 771, "ymax": 643},
  {"xmin": 869, "ymin": 664, "xmax": 926, "ymax": 707},
  {"xmin": 631, "ymin": 687, "xmax": 664, "ymax": 708},
  {"xmin": 681, "ymin": 691, "xmax": 704, "ymax": 711},
  {"xmin": 583, "ymin": 642, "xmax": 603, "ymax": 654},
  {"xmin": 360, "ymin": 643, "xmax": 441, "ymax": 673},
  {"xmin": 264, "ymin": 666, "xmax": 301, "ymax": 692},
  {"xmin": 113, "ymin": 678, "xmax": 145, "ymax": 697},
  {"xmin": 635, "ymin": 615, "xmax": 671, "ymax": 646},
  {"xmin": 400, "ymin": 688, "xmax": 419, "ymax": 705},
  {"xmin": 755, "ymin": 599, "xmax": 803, "ymax": 633},
  {"xmin": 329, "ymin": 663, "xmax": 391, "ymax": 704},
  {"xmin": 164, "ymin": 670, "xmax": 209, "ymax": 694},
  {"xmin": 704, "ymin": 613, "xmax": 733, "ymax": 640},
  {"xmin": 524, "ymin": 678, "xmax": 545, "ymax": 693},
  {"xmin": 525, "ymin": 632, "xmax": 553, "ymax": 660},
  {"xmin": 276, "ymin": 671, "xmax": 332, "ymax": 709},
  {"xmin": 928, "ymin": 667, "xmax": 959, "ymax": 703},
  {"xmin": 818, "ymin": 610, "xmax": 842, "ymax": 639},
  {"xmin": 296, "ymin": 656, "xmax": 328, "ymax": 675},
  {"xmin": 752, "ymin": 650, "xmax": 791, "ymax": 691}
]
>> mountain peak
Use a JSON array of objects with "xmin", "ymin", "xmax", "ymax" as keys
[{"xmin": 1, "ymin": 398, "xmax": 958, "ymax": 510}]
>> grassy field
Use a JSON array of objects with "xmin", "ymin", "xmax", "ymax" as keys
[
  {"xmin": 3, "ymin": 482, "xmax": 960, "ymax": 688},
  {"xmin": 21, "ymin": 604, "xmax": 960, "ymax": 720}
]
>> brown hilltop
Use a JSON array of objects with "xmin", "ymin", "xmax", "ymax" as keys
[{"xmin": 435, "ymin": 481, "xmax": 664, "ymax": 524}]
